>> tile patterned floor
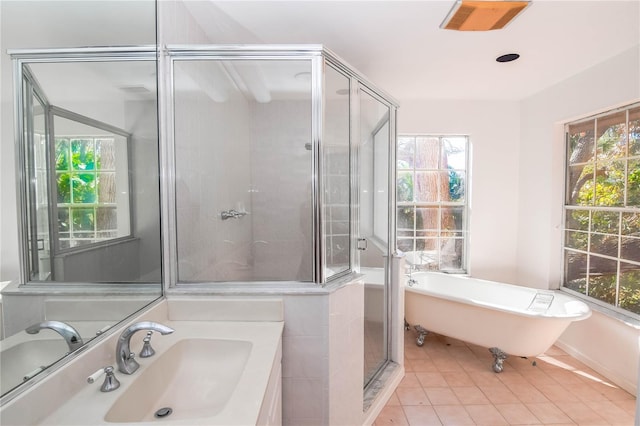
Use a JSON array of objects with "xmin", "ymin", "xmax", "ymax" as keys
[{"xmin": 374, "ymin": 330, "xmax": 636, "ymax": 425}]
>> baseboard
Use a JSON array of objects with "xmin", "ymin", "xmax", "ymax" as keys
[
  {"xmin": 362, "ymin": 365, "xmax": 405, "ymax": 426},
  {"xmin": 554, "ymin": 340, "xmax": 637, "ymax": 396}
]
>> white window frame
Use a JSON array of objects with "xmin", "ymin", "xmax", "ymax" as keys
[
  {"xmin": 562, "ymin": 102, "xmax": 640, "ymax": 319},
  {"xmin": 396, "ymin": 134, "xmax": 469, "ymax": 273},
  {"xmin": 50, "ymin": 107, "xmax": 133, "ymax": 255}
]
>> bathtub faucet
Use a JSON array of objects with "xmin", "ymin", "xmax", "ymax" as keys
[
  {"xmin": 116, "ymin": 321, "xmax": 174, "ymax": 375},
  {"xmin": 26, "ymin": 320, "xmax": 84, "ymax": 352},
  {"xmin": 406, "ymin": 264, "xmax": 418, "ymax": 286}
]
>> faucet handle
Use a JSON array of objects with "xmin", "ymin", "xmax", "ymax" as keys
[
  {"xmin": 87, "ymin": 366, "xmax": 120, "ymax": 392},
  {"xmin": 139, "ymin": 331, "xmax": 156, "ymax": 358}
]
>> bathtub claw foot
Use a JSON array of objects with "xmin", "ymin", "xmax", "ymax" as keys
[
  {"xmin": 489, "ymin": 347, "xmax": 508, "ymax": 373},
  {"xmin": 414, "ymin": 325, "xmax": 429, "ymax": 347},
  {"xmin": 404, "ymin": 319, "xmax": 410, "ymax": 331}
]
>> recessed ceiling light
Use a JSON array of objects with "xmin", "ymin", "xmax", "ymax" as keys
[
  {"xmin": 441, "ymin": 1, "xmax": 530, "ymax": 31},
  {"xmin": 496, "ymin": 53, "xmax": 520, "ymax": 63}
]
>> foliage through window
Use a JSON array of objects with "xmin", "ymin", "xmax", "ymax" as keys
[
  {"xmin": 397, "ymin": 135, "xmax": 468, "ymax": 272},
  {"xmin": 563, "ymin": 103, "xmax": 640, "ymax": 316},
  {"xmin": 55, "ymin": 133, "xmax": 130, "ymax": 250}
]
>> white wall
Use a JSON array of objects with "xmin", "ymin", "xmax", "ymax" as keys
[
  {"xmin": 518, "ymin": 45, "xmax": 640, "ymax": 395},
  {"xmin": 398, "ymin": 99, "xmax": 521, "ymax": 284},
  {"xmin": 517, "ymin": 45, "xmax": 640, "ymax": 289}
]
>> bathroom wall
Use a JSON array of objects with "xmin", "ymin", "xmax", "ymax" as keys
[
  {"xmin": 126, "ymin": 99, "xmax": 162, "ymax": 280},
  {"xmin": 518, "ymin": 45, "xmax": 640, "ymax": 395},
  {"xmin": 398, "ymin": 99, "xmax": 521, "ymax": 284},
  {"xmin": 251, "ymin": 100, "xmax": 313, "ymax": 281}
]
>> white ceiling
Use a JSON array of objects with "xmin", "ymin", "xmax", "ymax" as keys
[
  {"xmin": 2, "ymin": 1, "xmax": 638, "ymax": 103},
  {"xmin": 205, "ymin": 0, "xmax": 640, "ymax": 101}
]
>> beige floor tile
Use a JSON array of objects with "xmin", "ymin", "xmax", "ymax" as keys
[
  {"xmin": 520, "ymin": 371, "xmax": 558, "ymax": 387},
  {"xmin": 377, "ymin": 336, "xmax": 637, "ymax": 426},
  {"xmin": 545, "ymin": 369, "xmax": 586, "ymax": 385},
  {"xmin": 451, "ymin": 386, "xmax": 491, "ymax": 405},
  {"xmin": 554, "ymin": 401, "xmax": 608, "ymax": 425},
  {"xmin": 460, "ymin": 359, "xmax": 492, "ymax": 373},
  {"xmin": 405, "ymin": 358, "xmax": 415, "ymax": 373},
  {"xmin": 611, "ymin": 399, "xmax": 637, "ymax": 416},
  {"xmin": 585, "ymin": 400, "xmax": 635, "ymax": 425},
  {"xmin": 524, "ymin": 402, "xmax": 573, "ymax": 424},
  {"xmin": 396, "ymin": 387, "xmax": 431, "ymax": 406},
  {"xmin": 471, "ymin": 371, "xmax": 504, "ymax": 386},
  {"xmin": 398, "ymin": 373, "xmax": 423, "ymax": 388},
  {"xmin": 432, "ymin": 405, "xmax": 475, "ymax": 425},
  {"xmin": 535, "ymin": 384, "xmax": 580, "ymax": 403},
  {"xmin": 403, "ymin": 405, "xmax": 443, "ymax": 426},
  {"xmin": 406, "ymin": 346, "xmax": 429, "ymax": 360},
  {"xmin": 596, "ymin": 384, "xmax": 635, "ymax": 401},
  {"xmin": 465, "ymin": 404, "xmax": 509, "ymax": 425},
  {"xmin": 478, "ymin": 384, "xmax": 521, "ymax": 404},
  {"xmin": 386, "ymin": 392, "xmax": 401, "ymax": 406},
  {"xmin": 431, "ymin": 356, "xmax": 462, "ymax": 372},
  {"xmin": 442, "ymin": 371, "xmax": 475, "ymax": 387},
  {"xmin": 423, "ymin": 387, "xmax": 461, "ymax": 405},
  {"xmin": 504, "ymin": 382, "xmax": 549, "ymax": 404},
  {"xmin": 415, "ymin": 372, "xmax": 448, "ymax": 388},
  {"xmin": 375, "ymin": 405, "xmax": 409, "ymax": 426},
  {"xmin": 569, "ymin": 382, "xmax": 609, "ymax": 402},
  {"xmin": 507, "ymin": 356, "xmax": 539, "ymax": 371},
  {"xmin": 498, "ymin": 371, "xmax": 529, "ymax": 385},
  {"xmin": 494, "ymin": 403, "xmax": 542, "ymax": 425},
  {"xmin": 411, "ymin": 359, "xmax": 439, "ymax": 372}
]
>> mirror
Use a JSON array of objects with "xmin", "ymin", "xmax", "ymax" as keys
[{"xmin": 0, "ymin": 1, "xmax": 160, "ymax": 400}]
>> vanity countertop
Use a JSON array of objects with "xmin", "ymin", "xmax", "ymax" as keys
[{"xmin": 0, "ymin": 298, "xmax": 284, "ymax": 426}]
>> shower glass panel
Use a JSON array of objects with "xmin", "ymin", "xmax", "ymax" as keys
[
  {"xmin": 23, "ymin": 77, "xmax": 52, "ymax": 280},
  {"xmin": 323, "ymin": 65, "xmax": 351, "ymax": 280},
  {"xmin": 173, "ymin": 59, "xmax": 313, "ymax": 282},
  {"xmin": 360, "ymin": 89, "xmax": 391, "ymax": 387}
]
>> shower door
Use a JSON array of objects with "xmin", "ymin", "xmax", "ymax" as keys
[{"xmin": 359, "ymin": 88, "xmax": 392, "ymax": 387}]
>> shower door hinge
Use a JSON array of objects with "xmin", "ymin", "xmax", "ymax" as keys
[{"xmin": 357, "ymin": 238, "xmax": 367, "ymax": 251}]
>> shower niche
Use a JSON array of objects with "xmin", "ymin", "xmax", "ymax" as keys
[{"xmin": 167, "ymin": 46, "xmax": 398, "ymax": 286}]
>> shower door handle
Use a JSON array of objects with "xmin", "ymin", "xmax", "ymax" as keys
[{"xmin": 357, "ymin": 238, "xmax": 367, "ymax": 251}]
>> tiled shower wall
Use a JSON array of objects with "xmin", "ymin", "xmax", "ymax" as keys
[{"xmin": 251, "ymin": 100, "xmax": 313, "ymax": 281}]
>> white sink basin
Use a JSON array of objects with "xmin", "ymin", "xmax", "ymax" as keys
[
  {"xmin": 0, "ymin": 339, "xmax": 69, "ymax": 395},
  {"xmin": 104, "ymin": 338, "xmax": 252, "ymax": 423}
]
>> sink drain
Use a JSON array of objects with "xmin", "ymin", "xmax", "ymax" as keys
[{"xmin": 154, "ymin": 407, "xmax": 173, "ymax": 419}]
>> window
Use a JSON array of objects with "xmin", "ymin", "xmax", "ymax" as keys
[
  {"xmin": 397, "ymin": 135, "xmax": 468, "ymax": 272},
  {"xmin": 563, "ymin": 103, "xmax": 640, "ymax": 316},
  {"xmin": 53, "ymin": 111, "xmax": 132, "ymax": 251}
]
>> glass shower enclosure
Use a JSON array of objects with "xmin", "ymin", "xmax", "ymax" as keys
[{"xmin": 163, "ymin": 45, "xmax": 397, "ymax": 388}]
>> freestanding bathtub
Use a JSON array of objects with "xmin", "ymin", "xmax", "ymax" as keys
[{"xmin": 404, "ymin": 271, "xmax": 591, "ymax": 372}]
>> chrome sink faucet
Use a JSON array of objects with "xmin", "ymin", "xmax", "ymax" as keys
[
  {"xmin": 116, "ymin": 321, "xmax": 174, "ymax": 375},
  {"xmin": 26, "ymin": 320, "xmax": 84, "ymax": 352}
]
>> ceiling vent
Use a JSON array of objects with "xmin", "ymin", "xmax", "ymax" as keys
[{"xmin": 441, "ymin": 0, "xmax": 530, "ymax": 31}]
